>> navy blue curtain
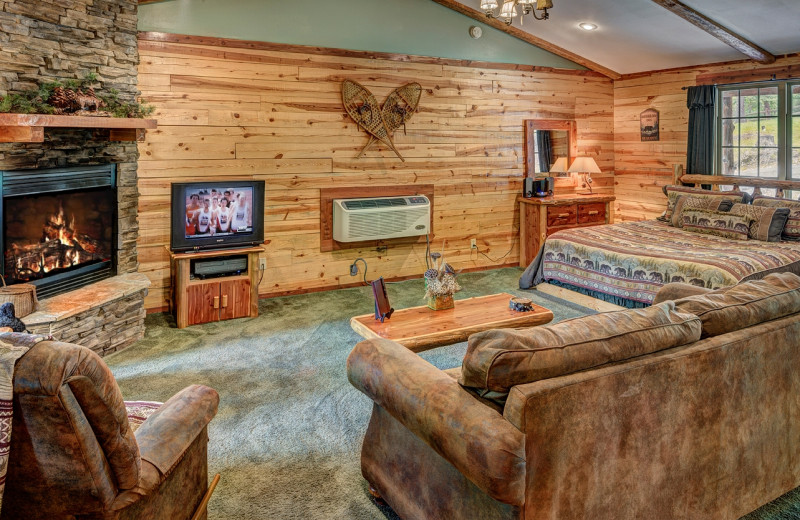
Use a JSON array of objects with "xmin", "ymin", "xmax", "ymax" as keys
[
  {"xmin": 536, "ymin": 131, "xmax": 552, "ymax": 173},
  {"xmin": 686, "ymin": 85, "xmax": 717, "ymax": 179}
]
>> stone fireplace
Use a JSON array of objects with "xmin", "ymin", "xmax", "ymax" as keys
[
  {"xmin": 0, "ymin": 0, "xmax": 148, "ymax": 355},
  {"xmin": 2, "ymin": 164, "xmax": 117, "ymax": 298}
]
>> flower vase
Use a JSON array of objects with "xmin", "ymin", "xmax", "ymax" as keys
[{"xmin": 427, "ymin": 293, "xmax": 454, "ymax": 311}]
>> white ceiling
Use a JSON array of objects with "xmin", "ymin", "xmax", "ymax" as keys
[{"xmin": 455, "ymin": 0, "xmax": 800, "ymax": 75}]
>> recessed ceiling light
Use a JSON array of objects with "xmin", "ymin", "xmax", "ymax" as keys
[{"xmin": 579, "ymin": 22, "xmax": 598, "ymax": 31}]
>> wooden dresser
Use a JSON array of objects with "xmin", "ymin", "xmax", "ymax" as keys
[{"xmin": 518, "ymin": 194, "xmax": 615, "ymax": 268}]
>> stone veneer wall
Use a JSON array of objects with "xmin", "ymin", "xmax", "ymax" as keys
[
  {"xmin": 0, "ymin": 0, "xmax": 140, "ymax": 273},
  {"xmin": 26, "ymin": 291, "xmax": 148, "ymax": 355}
]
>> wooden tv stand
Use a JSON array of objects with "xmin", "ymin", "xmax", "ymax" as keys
[{"xmin": 167, "ymin": 245, "xmax": 264, "ymax": 328}]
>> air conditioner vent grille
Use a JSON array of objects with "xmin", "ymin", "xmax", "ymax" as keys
[
  {"xmin": 343, "ymin": 198, "xmax": 407, "ymax": 210},
  {"xmin": 332, "ymin": 195, "xmax": 430, "ymax": 242}
]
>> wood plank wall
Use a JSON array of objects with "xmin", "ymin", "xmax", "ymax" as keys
[
  {"xmin": 614, "ymin": 54, "xmax": 800, "ymax": 222},
  {"xmin": 136, "ymin": 33, "xmax": 614, "ymax": 310}
]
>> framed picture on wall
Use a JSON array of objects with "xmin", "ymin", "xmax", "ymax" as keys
[{"xmin": 640, "ymin": 108, "xmax": 660, "ymax": 141}]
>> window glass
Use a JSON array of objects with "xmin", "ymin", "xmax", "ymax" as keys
[{"xmin": 719, "ymin": 85, "xmax": 786, "ymax": 179}]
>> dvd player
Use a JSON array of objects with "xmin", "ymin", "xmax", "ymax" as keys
[{"xmin": 192, "ymin": 256, "xmax": 248, "ymax": 279}]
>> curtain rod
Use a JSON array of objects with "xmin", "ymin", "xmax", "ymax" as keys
[{"xmin": 681, "ymin": 74, "xmax": 781, "ymax": 90}]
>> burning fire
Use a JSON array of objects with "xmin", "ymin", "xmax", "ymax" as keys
[{"xmin": 7, "ymin": 202, "xmax": 105, "ymax": 280}]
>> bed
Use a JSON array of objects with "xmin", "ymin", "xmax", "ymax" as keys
[
  {"xmin": 519, "ymin": 219, "xmax": 800, "ymax": 307},
  {"xmin": 519, "ymin": 174, "xmax": 800, "ymax": 308}
]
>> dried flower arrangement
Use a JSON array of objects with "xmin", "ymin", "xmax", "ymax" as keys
[
  {"xmin": 423, "ymin": 250, "xmax": 461, "ymax": 310},
  {"xmin": 0, "ymin": 72, "xmax": 154, "ymax": 118}
]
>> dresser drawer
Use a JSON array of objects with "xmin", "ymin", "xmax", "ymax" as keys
[
  {"xmin": 578, "ymin": 203, "xmax": 606, "ymax": 224},
  {"xmin": 547, "ymin": 205, "xmax": 577, "ymax": 227}
]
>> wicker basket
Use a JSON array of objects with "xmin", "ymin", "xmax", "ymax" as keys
[{"xmin": 0, "ymin": 275, "xmax": 38, "ymax": 318}]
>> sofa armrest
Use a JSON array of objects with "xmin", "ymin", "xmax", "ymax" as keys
[
  {"xmin": 347, "ymin": 338, "xmax": 526, "ymax": 506},
  {"xmin": 653, "ymin": 282, "xmax": 713, "ymax": 304},
  {"xmin": 134, "ymin": 384, "xmax": 219, "ymax": 477}
]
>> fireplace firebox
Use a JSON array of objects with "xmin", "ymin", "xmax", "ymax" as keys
[{"xmin": 0, "ymin": 165, "xmax": 117, "ymax": 299}]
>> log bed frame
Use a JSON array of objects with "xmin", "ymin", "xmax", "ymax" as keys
[{"xmin": 673, "ymin": 164, "xmax": 800, "ymax": 198}]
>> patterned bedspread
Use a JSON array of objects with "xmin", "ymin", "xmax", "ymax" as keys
[{"xmin": 528, "ymin": 220, "xmax": 800, "ymax": 305}]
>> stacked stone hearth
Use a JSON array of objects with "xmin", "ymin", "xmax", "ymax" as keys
[{"xmin": 0, "ymin": 0, "xmax": 146, "ymax": 355}]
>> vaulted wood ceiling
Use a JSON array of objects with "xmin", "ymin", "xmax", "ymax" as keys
[{"xmin": 444, "ymin": 0, "xmax": 800, "ymax": 76}]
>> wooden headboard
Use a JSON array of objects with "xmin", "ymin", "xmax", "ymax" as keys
[{"xmin": 672, "ymin": 165, "xmax": 800, "ymax": 199}]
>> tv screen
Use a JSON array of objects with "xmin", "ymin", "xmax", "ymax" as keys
[{"xmin": 170, "ymin": 180, "xmax": 265, "ymax": 252}]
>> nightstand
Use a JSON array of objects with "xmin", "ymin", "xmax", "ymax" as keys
[{"xmin": 518, "ymin": 194, "xmax": 616, "ymax": 268}]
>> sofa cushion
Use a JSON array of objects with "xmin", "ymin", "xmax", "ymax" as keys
[
  {"xmin": 673, "ymin": 272, "xmax": 800, "ymax": 338},
  {"xmin": 729, "ymin": 203, "xmax": 790, "ymax": 242},
  {"xmin": 459, "ymin": 301, "xmax": 701, "ymax": 398}
]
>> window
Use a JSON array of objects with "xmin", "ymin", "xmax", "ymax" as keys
[{"xmin": 717, "ymin": 81, "xmax": 799, "ymax": 181}]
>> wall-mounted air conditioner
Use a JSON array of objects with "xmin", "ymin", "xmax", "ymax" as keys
[{"xmin": 332, "ymin": 195, "xmax": 430, "ymax": 242}]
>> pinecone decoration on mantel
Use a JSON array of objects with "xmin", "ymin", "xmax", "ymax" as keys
[
  {"xmin": 47, "ymin": 86, "xmax": 106, "ymax": 115},
  {"xmin": 48, "ymin": 86, "xmax": 80, "ymax": 114}
]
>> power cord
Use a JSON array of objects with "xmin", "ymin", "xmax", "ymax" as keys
[
  {"xmin": 477, "ymin": 237, "xmax": 518, "ymax": 263},
  {"xmin": 425, "ymin": 233, "xmax": 431, "ymax": 269},
  {"xmin": 350, "ymin": 258, "xmax": 369, "ymax": 285}
]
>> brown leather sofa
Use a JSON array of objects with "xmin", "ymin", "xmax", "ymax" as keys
[
  {"xmin": 1, "ymin": 339, "xmax": 219, "ymax": 520},
  {"xmin": 347, "ymin": 272, "xmax": 800, "ymax": 520}
]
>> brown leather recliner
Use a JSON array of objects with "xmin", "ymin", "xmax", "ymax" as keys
[{"xmin": 0, "ymin": 339, "xmax": 219, "ymax": 520}]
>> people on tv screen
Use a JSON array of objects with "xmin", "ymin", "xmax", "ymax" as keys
[{"xmin": 184, "ymin": 187, "xmax": 254, "ymax": 238}]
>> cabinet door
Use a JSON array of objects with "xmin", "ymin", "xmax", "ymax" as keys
[
  {"xmin": 186, "ymin": 284, "xmax": 220, "ymax": 326},
  {"xmin": 219, "ymin": 279, "xmax": 251, "ymax": 320}
]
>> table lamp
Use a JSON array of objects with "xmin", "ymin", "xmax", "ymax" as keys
[
  {"xmin": 567, "ymin": 157, "xmax": 601, "ymax": 194},
  {"xmin": 549, "ymin": 157, "xmax": 569, "ymax": 177}
]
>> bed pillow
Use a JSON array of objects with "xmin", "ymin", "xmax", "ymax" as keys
[
  {"xmin": 661, "ymin": 185, "xmax": 746, "ymax": 222},
  {"xmin": 670, "ymin": 195, "xmax": 734, "ymax": 228},
  {"xmin": 681, "ymin": 209, "xmax": 752, "ymax": 240},
  {"xmin": 459, "ymin": 302, "xmax": 701, "ymax": 401},
  {"xmin": 728, "ymin": 203, "xmax": 790, "ymax": 242},
  {"xmin": 752, "ymin": 196, "xmax": 800, "ymax": 240}
]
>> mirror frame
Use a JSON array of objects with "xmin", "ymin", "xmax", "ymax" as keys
[{"xmin": 524, "ymin": 119, "xmax": 577, "ymax": 177}]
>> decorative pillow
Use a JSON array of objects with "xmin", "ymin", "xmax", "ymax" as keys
[
  {"xmin": 459, "ymin": 301, "xmax": 701, "ymax": 401},
  {"xmin": 661, "ymin": 185, "xmax": 746, "ymax": 222},
  {"xmin": 752, "ymin": 196, "xmax": 800, "ymax": 240},
  {"xmin": 728, "ymin": 203, "xmax": 790, "ymax": 242},
  {"xmin": 670, "ymin": 195, "xmax": 734, "ymax": 228},
  {"xmin": 674, "ymin": 272, "xmax": 800, "ymax": 338},
  {"xmin": 681, "ymin": 209, "xmax": 752, "ymax": 240}
]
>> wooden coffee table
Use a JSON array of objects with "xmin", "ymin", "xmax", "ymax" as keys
[{"xmin": 350, "ymin": 292, "xmax": 553, "ymax": 353}]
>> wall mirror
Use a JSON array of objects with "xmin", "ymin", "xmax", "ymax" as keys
[{"xmin": 524, "ymin": 120, "xmax": 577, "ymax": 177}]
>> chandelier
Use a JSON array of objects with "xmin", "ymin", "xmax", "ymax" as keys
[{"xmin": 480, "ymin": 0, "xmax": 553, "ymax": 25}]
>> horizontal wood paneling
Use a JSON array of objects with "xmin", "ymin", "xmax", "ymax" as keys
[
  {"xmin": 137, "ymin": 34, "xmax": 614, "ymax": 309},
  {"xmin": 613, "ymin": 54, "xmax": 800, "ymax": 222}
]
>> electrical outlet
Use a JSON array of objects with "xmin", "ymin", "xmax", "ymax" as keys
[
  {"xmin": 470, "ymin": 239, "xmax": 477, "ymax": 249},
  {"xmin": 350, "ymin": 263, "xmax": 358, "ymax": 276},
  {"xmin": 259, "ymin": 258, "xmax": 266, "ymax": 270}
]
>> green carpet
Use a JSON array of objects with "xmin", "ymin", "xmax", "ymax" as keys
[{"xmin": 105, "ymin": 267, "xmax": 799, "ymax": 519}]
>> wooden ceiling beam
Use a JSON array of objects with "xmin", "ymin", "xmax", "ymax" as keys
[
  {"xmin": 428, "ymin": 0, "xmax": 621, "ymax": 79},
  {"xmin": 649, "ymin": 0, "xmax": 775, "ymax": 64}
]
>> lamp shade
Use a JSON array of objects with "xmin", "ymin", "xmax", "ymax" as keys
[
  {"xmin": 549, "ymin": 157, "xmax": 569, "ymax": 173},
  {"xmin": 499, "ymin": 1, "xmax": 518, "ymax": 18},
  {"xmin": 567, "ymin": 157, "xmax": 601, "ymax": 173}
]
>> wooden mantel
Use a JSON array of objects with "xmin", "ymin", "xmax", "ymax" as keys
[{"xmin": 0, "ymin": 114, "xmax": 157, "ymax": 143}]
